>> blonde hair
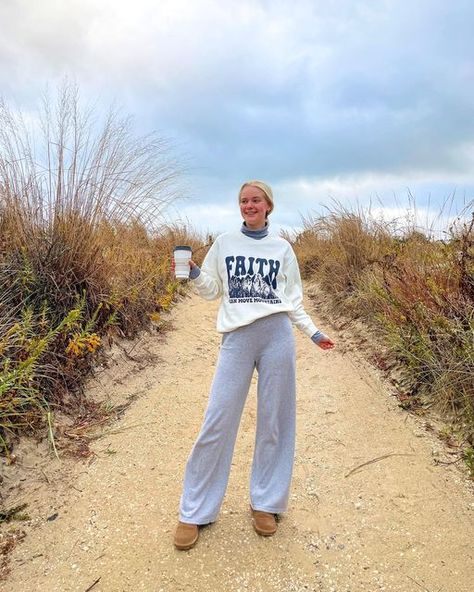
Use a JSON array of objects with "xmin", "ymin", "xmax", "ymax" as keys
[{"xmin": 238, "ymin": 180, "xmax": 274, "ymax": 216}]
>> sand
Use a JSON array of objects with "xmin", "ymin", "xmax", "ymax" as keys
[{"xmin": 2, "ymin": 287, "xmax": 474, "ymax": 592}]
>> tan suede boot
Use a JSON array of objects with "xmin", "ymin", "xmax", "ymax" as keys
[
  {"xmin": 251, "ymin": 509, "xmax": 277, "ymax": 536},
  {"xmin": 174, "ymin": 522, "xmax": 199, "ymax": 550}
]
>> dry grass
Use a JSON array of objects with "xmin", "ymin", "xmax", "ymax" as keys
[
  {"xmin": 0, "ymin": 83, "xmax": 205, "ymax": 454},
  {"xmin": 0, "ymin": 528, "xmax": 26, "ymax": 581},
  {"xmin": 290, "ymin": 202, "xmax": 474, "ymax": 444}
]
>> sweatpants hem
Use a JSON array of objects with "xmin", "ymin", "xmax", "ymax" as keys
[
  {"xmin": 250, "ymin": 504, "xmax": 287, "ymax": 515},
  {"xmin": 179, "ymin": 516, "xmax": 217, "ymax": 526}
]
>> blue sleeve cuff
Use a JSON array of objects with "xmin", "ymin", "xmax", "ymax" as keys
[
  {"xmin": 311, "ymin": 330, "xmax": 326, "ymax": 344},
  {"xmin": 189, "ymin": 265, "xmax": 201, "ymax": 280}
]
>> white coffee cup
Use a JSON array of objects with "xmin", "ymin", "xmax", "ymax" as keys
[{"xmin": 174, "ymin": 246, "xmax": 192, "ymax": 279}]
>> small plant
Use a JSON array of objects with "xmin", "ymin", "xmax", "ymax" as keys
[
  {"xmin": 0, "ymin": 504, "xmax": 30, "ymax": 524},
  {"xmin": 462, "ymin": 446, "xmax": 474, "ymax": 479}
]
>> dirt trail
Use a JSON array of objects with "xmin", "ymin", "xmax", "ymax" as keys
[{"xmin": 3, "ymin": 288, "xmax": 474, "ymax": 592}]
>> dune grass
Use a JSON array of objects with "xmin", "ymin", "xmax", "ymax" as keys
[
  {"xmin": 0, "ymin": 84, "xmax": 204, "ymax": 455},
  {"xmin": 290, "ymin": 203, "xmax": 474, "ymax": 448}
]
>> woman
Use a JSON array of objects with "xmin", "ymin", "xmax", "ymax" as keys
[{"xmin": 174, "ymin": 180, "xmax": 334, "ymax": 550}]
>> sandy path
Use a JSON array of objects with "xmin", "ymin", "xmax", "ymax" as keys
[{"xmin": 4, "ymin": 288, "xmax": 474, "ymax": 592}]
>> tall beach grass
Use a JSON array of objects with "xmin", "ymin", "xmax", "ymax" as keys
[
  {"xmin": 290, "ymin": 201, "xmax": 474, "ymax": 443},
  {"xmin": 0, "ymin": 84, "xmax": 204, "ymax": 454}
]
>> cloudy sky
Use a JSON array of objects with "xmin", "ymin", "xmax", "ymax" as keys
[{"xmin": 1, "ymin": 0, "xmax": 473, "ymax": 235}]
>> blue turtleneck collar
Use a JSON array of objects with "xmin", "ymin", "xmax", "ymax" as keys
[{"xmin": 240, "ymin": 221, "xmax": 269, "ymax": 240}]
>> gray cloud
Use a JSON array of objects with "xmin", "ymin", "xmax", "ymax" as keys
[{"xmin": 0, "ymin": 0, "xmax": 473, "ymax": 231}]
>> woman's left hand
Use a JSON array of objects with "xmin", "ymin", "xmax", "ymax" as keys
[{"xmin": 316, "ymin": 337, "xmax": 335, "ymax": 350}]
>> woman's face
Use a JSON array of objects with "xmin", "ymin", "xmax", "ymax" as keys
[{"xmin": 239, "ymin": 185, "xmax": 270, "ymax": 230}]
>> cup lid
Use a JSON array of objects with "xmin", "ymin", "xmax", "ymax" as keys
[{"xmin": 174, "ymin": 245, "xmax": 192, "ymax": 251}]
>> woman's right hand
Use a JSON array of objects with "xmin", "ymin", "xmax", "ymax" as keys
[{"xmin": 171, "ymin": 258, "xmax": 196, "ymax": 273}]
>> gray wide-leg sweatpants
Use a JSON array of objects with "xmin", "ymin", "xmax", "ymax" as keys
[{"xmin": 179, "ymin": 312, "xmax": 296, "ymax": 525}]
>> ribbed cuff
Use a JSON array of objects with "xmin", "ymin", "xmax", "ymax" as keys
[
  {"xmin": 189, "ymin": 265, "xmax": 201, "ymax": 280},
  {"xmin": 311, "ymin": 330, "xmax": 327, "ymax": 344}
]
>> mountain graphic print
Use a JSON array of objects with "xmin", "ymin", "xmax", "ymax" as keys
[{"xmin": 225, "ymin": 255, "xmax": 282, "ymax": 304}]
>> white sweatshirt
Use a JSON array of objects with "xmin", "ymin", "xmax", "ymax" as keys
[{"xmin": 192, "ymin": 230, "xmax": 319, "ymax": 337}]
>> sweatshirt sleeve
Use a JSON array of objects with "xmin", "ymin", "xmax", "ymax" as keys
[
  {"xmin": 284, "ymin": 251, "xmax": 320, "ymax": 338},
  {"xmin": 191, "ymin": 239, "xmax": 223, "ymax": 300}
]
